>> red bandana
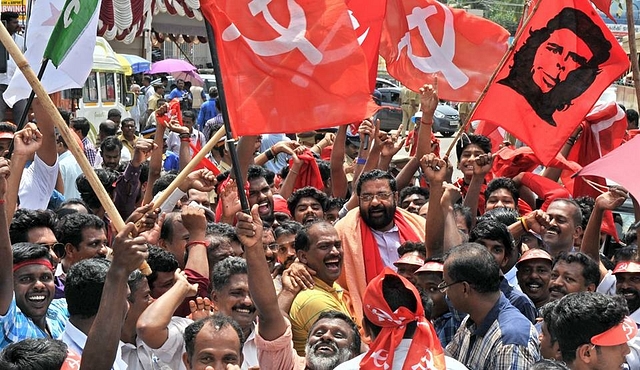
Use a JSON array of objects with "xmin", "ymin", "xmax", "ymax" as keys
[{"xmin": 360, "ymin": 268, "xmax": 446, "ymax": 370}]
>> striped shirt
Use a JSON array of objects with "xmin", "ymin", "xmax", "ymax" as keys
[
  {"xmin": 0, "ymin": 294, "xmax": 69, "ymax": 348},
  {"xmin": 446, "ymin": 294, "xmax": 540, "ymax": 370}
]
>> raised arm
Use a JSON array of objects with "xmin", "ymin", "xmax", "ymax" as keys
[
  {"xmin": 6, "ymin": 123, "xmax": 41, "ymax": 223},
  {"xmin": 420, "ymin": 153, "xmax": 448, "ymax": 258},
  {"xmin": 143, "ymin": 108, "xmax": 167, "ymax": 205},
  {"xmin": 0, "ymin": 158, "xmax": 12, "ymax": 315},
  {"xmin": 32, "ymin": 99, "xmax": 57, "ymax": 166},
  {"xmin": 236, "ymin": 205, "xmax": 287, "ymax": 340},
  {"xmin": 330, "ymin": 125, "xmax": 349, "ymax": 198}
]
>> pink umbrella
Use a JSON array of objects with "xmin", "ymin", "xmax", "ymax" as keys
[
  {"xmin": 173, "ymin": 70, "xmax": 204, "ymax": 86},
  {"xmin": 149, "ymin": 58, "xmax": 197, "ymax": 74}
]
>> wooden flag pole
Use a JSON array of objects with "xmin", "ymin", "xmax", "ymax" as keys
[
  {"xmin": 151, "ymin": 125, "xmax": 226, "ymax": 210},
  {"xmin": 0, "ymin": 23, "xmax": 152, "ymax": 275},
  {"xmin": 443, "ymin": 0, "xmax": 542, "ymax": 159}
]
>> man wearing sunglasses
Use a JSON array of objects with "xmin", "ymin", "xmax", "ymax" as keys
[{"xmin": 444, "ymin": 243, "xmax": 540, "ymax": 369}]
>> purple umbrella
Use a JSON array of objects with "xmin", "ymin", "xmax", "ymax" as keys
[{"xmin": 149, "ymin": 58, "xmax": 197, "ymax": 74}]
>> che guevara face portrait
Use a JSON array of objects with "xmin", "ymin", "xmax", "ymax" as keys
[{"xmin": 498, "ymin": 8, "xmax": 611, "ymax": 126}]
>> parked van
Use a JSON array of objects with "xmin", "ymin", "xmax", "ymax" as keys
[{"xmin": 59, "ymin": 37, "xmax": 133, "ymax": 138}]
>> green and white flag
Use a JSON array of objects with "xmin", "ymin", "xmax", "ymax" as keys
[
  {"xmin": 3, "ymin": 0, "xmax": 102, "ymax": 106},
  {"xmin": 43, "ymin": 0, "xmax": 101, "ymax": 67}
]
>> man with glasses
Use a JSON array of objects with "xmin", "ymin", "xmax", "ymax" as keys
[
  {"xmin": 444, "ymin": 243, "xmax": 540, "ymax": 369},
  {"xmin": 287, "ymin": 220, "xmax": 355, "ymax": 355},
  {"xmin": 54, "ymin": 213, "xmax": 108, "ymax": 299},
  {"xmin": 335, "ymin": 169, "xmax": 425, "ymax": 326}
]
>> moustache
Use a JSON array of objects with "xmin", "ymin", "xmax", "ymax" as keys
[{"xmin": 312, "ymin": 340, "xmax": 338, "ymax": 354}]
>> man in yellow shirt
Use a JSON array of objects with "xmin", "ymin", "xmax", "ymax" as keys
[{"xmin": 289, "ymin": 221, "xmax": 355, "ymax": 355}]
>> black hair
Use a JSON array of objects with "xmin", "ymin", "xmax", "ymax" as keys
[
  {"xmin": 100, "ymin": 135, "xmax": 124, "ymax": 153},
  {"xmin": 453, "ymin": 204, "xmax": 473, "ymax": 232},
  {"xmin": 317, "ymin": 159, "xmax": 330, "ymax": 186},
  {"xmin": 9, "ymin": 209, "xmax": 57, "ymax": 244},
  {"xmin": 356, "ymin": 169, "xmax": 396, "ymax": 196},
  {"xmin": 182, "ymin": 110, "xmax": 196, "ymax": 121},
  {"xmin": 0, "ymin": 338, "xmax": 68, "ymax": 370},
  {"xmin": 127, "ymin": 270, "xmax": 146, "ymax": 304},
  {"xmin": 274, "ymin": 221, "xmax": 303, "ymax": 239},
  {"xmin": 574, "ymin": 196, "xmax": 594, "ymax": 230},
  {"xmin": 397, "ymin": 241, "xmax": 426, "ymax": 258},
  {"xmin": 152, "ymin": 172, "xmax": 178, "ymax": 196},
  {"xmin": 444, "ymin": 243, "xmax": 501, "ymax": 293},
  {"xmin": 12, "ymin": 243, "xmax": 53, "ymax": 265},
  {"xmin": 613, "ymin": 245, "xmax": 639, "ymax": 265},
  {"xmin": 309, "ymin": 311, "xmax": 361, "ymax": 356},
  {"xmin": 76, "ymin": 169, "xmax": 118, "ymax": 210},
  {"xmin": 550, "ymin": 292, "xmax": 628, "ymax": 363},
  {"xmin": 211, "ymin": 257, "xmax": 247, "ymax": 292},
  {"xmin": 398, "ymin": 186, "xmax": 430, "ymax": 204},
  {"xmin": 99, "ymin": 120, "xmax": 118, "ymax": 136},
  {"xmin": 121, "ymin": 117, "xmax": 135, "ymax": 126},
  {"xmin": 287, "ymin": 187, "xmax": 328, "ymax": 215},
  {"xmin": 147, "ymin": 246, "xmax": 179, "ymax": 289},
  {"xmin": 326, "ymin": 197, "xmax": 346, "ymax": 211},
  {"xmin": 1, "ymin": 12, "xmax": 19, "ymax": 22},
  {"xmin": 627, "ymin": 108, "xmax": 639, "ymax": 129},
  {"xmin": 477, "ymin": 207, "xmax": 520, "ymax": 227},
  {"xmin": 206, "ymin": 222, "xmax": 239, "ymax": 243},
  {"xmin": 455, "ymin": 134, "xmax": 492, "ymax": 160},
  {"xmin": 294, "ymin": 220, "xmax": 333, "ymax": 252},
  {"xmin": 107, "ymin": 109, "xmax": 122, "ymax": 119},
  {"xmin": 247, "ymin": 165, "xmax": 267, "ymax": 182},
  {"xmin": 70, "ymin": 117, "xmax": 91, "ymax": 137},
  {"xmin": 65, "ymin": 258, "xmax": 110, "ymax": 319},
  {"xmin": 0, "ymin": 122, "xmax": 16, "ymax": 134},
  {"xmin": 484, "ymin": 177, "xmax": 519, "ymax": 205},
  {"xmin": 552, "ymin": 252, "xmax": 600, "ymax": 288},
  {"xmin": 55, "ymin": 213, "xmax": 105, "ymax": 250},
  {"xmin": 264, "ymin": 169, "xmax": 276, "ymax": 187},
  {"xmin": 469, "ymin": 219, "xmax": 515, "ymax": 259},
  {"xmin": 183, "ymin": 314, "xmax": 245, "ymax": 363}
]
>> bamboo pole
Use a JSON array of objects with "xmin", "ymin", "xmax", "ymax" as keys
[
  {"xmin": 0, "ymin": 24, "xmax": 152, "ymax": 275},
  {"xmin": 151, "ymin": 125, "xmax": 226, "ymax": 210},
  {"xmin": 443, "ymin": 0, "xmax": 542, "ymax": 159},
  {"xmin": 626, "ymin": 0, "xmax": 640, "ymax": 111}
]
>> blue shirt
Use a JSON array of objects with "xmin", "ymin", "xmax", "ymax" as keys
[
  {"xmin": 197, "ymin": 98, "xmax": 218, "ymax": 128},
  {"xmin": 0, "ymin": 294, "xmax": 69, "ymax": 348},
  {"xmin": 167, "ymin": 88, "xmax": 188, "ymax": 100},
  {"xmin": 500, "ymin": 277, "xmax": 538, "ymax": 323}
]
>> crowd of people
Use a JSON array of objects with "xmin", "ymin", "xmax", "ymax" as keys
[{"xmin": 0, "ymin": 81, "xmax": 638, "ymax": 370}]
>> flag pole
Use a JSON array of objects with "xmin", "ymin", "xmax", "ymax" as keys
[
  {"xmin": 0, "ymin": 22, "xmax": 152, "ymax": 275},
  {"xmin": 204, "ymin": 19, "xmax": 251, "ymax": 214},
  {"xmin": 6, "ymin": 58, "xmax": 49, "ymax": 158},
  {"xmin": 443, "ymin": 0, "xmax": 542, "ymax": 159}
]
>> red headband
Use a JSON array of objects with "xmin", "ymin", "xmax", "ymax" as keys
[
  {"xmin": 12, "ymin": 259, "xmax": 54, "ymax": 273},
  {"xmin": 591, "ymin": 316, "xmax": 638, "ymax": 346},
  {"xmin": 360, "ymin": 267, "xmax": 446, "ymax": 370}
]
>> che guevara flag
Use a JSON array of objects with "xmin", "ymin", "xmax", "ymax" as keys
[
  {"xmin": 379, "ymin": 0, "xmax": 509, "ymax": 102},
  {"xmin": 471, "ymin": 0, "xmax": 629, "ymax": 165},
  {"xmin": 4, "ymin": 0, "xmax": 101, "ymax": 106},
  {"xmin": 201, "ymin": 0, "xmax": 378, "ymax": 137}
]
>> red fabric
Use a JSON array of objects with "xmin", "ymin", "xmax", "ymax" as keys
[
  {"xmin": 175, "ymin": 268, "xmax": 211, "ymax": 317},
  {"xmin": 360, "ymin": 268, "xmax": 446, "ymax": 370},
  {"xmin": 360, "ymin": 213, "xmax": 421, "ymax": 283},
  {"xmin": 168, "ymin": 98, "xmax": 183, "ymax": 125},
  {"xmin": 591, "ymin": 0, "xmax": 614, "ymax": 21},
  {"xmin": 61, "ymin": 349, "xmax": 82, "ymax": 369},
  {"xmin": 624, "ymin": 129, "xmax": 640, "ymax": 142},
  {"xmin": 200, "ymin": 0, "xmax": 378, "ymax": 137},
  {"xmin": 379, "ymin": 0, "xmax": 508, "ymax": 102},
  {"xmin": 471, "ymin": 0, "xmax": 629, "ymax": 165},
  {"xmin": 562, "ymin": 101, "xmax": 627, "ymax": 198},
  {"xmin": 188, "ymin": 142, "xmax": 221, "ymax": 175},
  {"xmin": 492, "ymin": 146, "xmax": 581, "ymax": 179},
  {"xmin": 287, "ymin": 149, "xmax": 325, "ymax": 192},
  {"xmin": 346, "ymin": 0, "xmax": 387, "ymax": 90},
  {"xmin": 475, "ymin": 120, "xmax": 504, "ymax": 154},
  {"xmin": 403, "ymin": 130, "xmax": 439, "ymax": 157},
  {"xmin": 520, "ymin": 173, "xmax": 572, "ymax": 211},
  {"xmin": 273, "ymin": 195, "xmax": 291, "ymax": 216}
]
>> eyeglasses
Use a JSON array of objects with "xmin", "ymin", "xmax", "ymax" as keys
[
  {"xmin": 277, "ymin": 241, "xmax": 295, "ymax": 254},
  {"xmin": 359, "ymin": 192, "xmax": 394, "ymax": 203},
  {"xmin": 264, "ymin": 243, "xmax": 278, "ymax": 252},
  {"xmin": 39, "ymin": 242, "xmax": 64, "ymax": 251},
  {"xmin": 437, "ymin": 280, "xmax": 465, "ymax": 293}
]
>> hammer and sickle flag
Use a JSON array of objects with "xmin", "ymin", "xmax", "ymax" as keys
[
  {"xmin": 201, "ymin": 0, "xmax": 378, "ymax": 137},
  {"xmin": 379, "ymin": 0, "xmax": 509, "ymax": 102},
  {"xmin": 471, "ymin": 0, "xmax": 628, "ymax": 166}
]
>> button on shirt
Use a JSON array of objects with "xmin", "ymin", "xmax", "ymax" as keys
[
  {"xmin": 0, "ymin": 294, "xmax": 69, "ymax": 349},
  {"xmin": 371, "ymin": 225, "xmax": 401, "ymax": 269}
]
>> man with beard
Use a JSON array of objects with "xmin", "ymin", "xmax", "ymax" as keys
[
  {"xmin": 287, "ymin": 187, "xmax": 327, "ymax": 225},
  {"xmin": 237, "ymin": 205, "xmax": 361, "ymax": 370},
  {"xmin": 287, "ymin": 221, "xmax": 355, "ymax": 355},
  {"xmin": 516, "ymin": 248, "xmax": 553, "ymax": 309},
  {"xmin": 247, "ymin": 165, "xmax": 275, "ymax": 224},
  {"xmin": 335, "ymin": 169, "xmax": 425, "ymax": 325},
  {"xmin": 549, "ymin": 252, "xmax": 599, "ymax": 301},
  {"xmin": 612, "ymin": 261, "xmax": 640, "ymax": 368},
  {"xmin": 273, "ymin": 221, "xmax": 303, "ymax": 293}
]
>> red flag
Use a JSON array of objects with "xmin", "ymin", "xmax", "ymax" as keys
[
  {"xmin": 474, "ymin": 120, "xmax": 505, "ymax": 152},
  {"xmin": 201, "ymin": 0, "xmax": 378, "ymax": 137},
  {"xmin": 562, "ymin": 101, "xmax": 627, "ymax": 197},
  {"xmin": 346, "ymin": 0, "xmax": 387, "ymax": 90},
  {"xmin": 379, "ymin": 0, "xmax": 509, "ymax": 102},
  {"xmin": 591, "ymin": 0, "xmax": 614, "ymax": 21},
  {"xmin": 471, "ymin": 0, "xmax": 629, "ymax": 165}
]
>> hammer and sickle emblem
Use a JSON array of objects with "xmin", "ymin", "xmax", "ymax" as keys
[
  {"xmin": 397, "ymin": 4, "xmax": 469, "ymax": 89},
  {"xmin": 348, "ymin": 10, "xmax": 369, "ymax": 45},
  {"xmin": 222, "ymin": 0, "xmax": 323, "ymax": 65},
  {"xmin": 371, "ymin": 349, "xmax": 390, "ymax": 369}
]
